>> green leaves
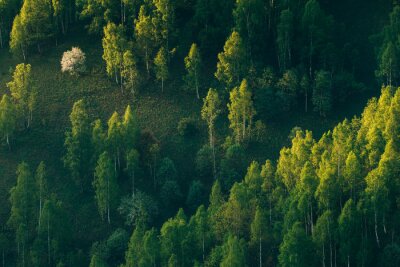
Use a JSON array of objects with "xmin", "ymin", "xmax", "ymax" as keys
[
  {"xmin": 215, "ymin": 31, "xmax": 247, "ymax": 87},
  {"xmin": 154, "ymin": 46, "xmax": 168, "ymax": 91},
  {"xmin": 227, "ymin": 79, "xmax": 256, "ymax": 143},
  {"xmin": 220, "ymin": 235, "xmax": 246, "ymax": 267},
  {"xmin": 93, "ymin": 151, "xmax": 118, "ymax": 223},
  {"xmin": 184, "ymin": 43, "xmax": 202, "ymax": 99},
  {"xmin": 102, "ymin": 22, "xmax": 127, "ymax": 84},
  {"xmin": 0, "ymin": 94, "xmax": 16, "ymax": 148}
]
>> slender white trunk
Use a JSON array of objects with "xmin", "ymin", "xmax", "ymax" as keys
[
  {"xmin": 210, "ymin": 128, "xmax": 216, "ymax": 180},
  {"xmin": 120, "ymin": 68, "xmax": 124, "ymax": 92},
  {"xmin": 259, "ymin": 234, "xmax": 262, "ymax": 267},
  {"xmin": 6, "ymin": 134, "xmax": 10, "ymax": 151},
  {"xmin": 39, "ymin": 189, "xmax": 42, "ymax": 229},
  {"xmin": 242, "ymin": 112, "xmax": 246, "ymax": 140},
  {"xmin": 107, "ymin": 174, "xmax": 110, "ymax": 224},
  {"xmin": 195, "ymin": 70, "xmax": 199, "ymax": 99},
  {"xmin": 22, "ymin": 242, "xmax": 25, "ymax": 267},
  {"xmin": 145, "ymin": 49, "xmax": 149, "ymax": 76},
  {"xmin": 202, "ymin": 235, "xmax": 205, "ymax": 263},
  {"xmin": 305, "ymin": 89, "xmax": 308, "ymax": 112},
  {"xmin": 132, "ymin": 170, "xmax": 135, "ymax": 196},
  {"xmin": 47, "ymin": 213, "xmax": 50, "ymax": 265},
  {"xmin": 0, "ymin": 26, "xmax": 3, "ymax": 49},
  {"xmin": 374, "ymin": 210, "xmax": 380, "ymax": 247}
]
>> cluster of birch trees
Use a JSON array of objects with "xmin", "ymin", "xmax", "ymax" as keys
[
  {"xmin": 0, "ymin": 63, "xmax": 36, "ymax": 149},
  {"xmin": 112, "ymin": 86, "xmax": 400, "ymax": 267}
]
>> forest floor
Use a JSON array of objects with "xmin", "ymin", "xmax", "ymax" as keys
[{"xmin": 0, "ymin": 28, "xmax": 374, "ymax": 244}]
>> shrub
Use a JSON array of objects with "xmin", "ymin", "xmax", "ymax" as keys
[
  {"xmin": 61, "ymin": 47, "xmax": 86, "ymax": 75},
  {"xmin": 177, "ymin": 117, "xmax": 197, "ymax": 136}
]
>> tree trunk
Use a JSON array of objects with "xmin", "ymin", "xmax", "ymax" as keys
[
  {"xmin": 61, "ymin": 18, "xmax": 65, "ymax": 35},
  {"xmin": 210, "ymin": 128, "xmax": 217, "ymax": 180},
  {"xmin": 120, "ymin": 67, "xmax": 124, "ymax": 92},
  {"xmin": 195, "ymin": 71, "xmax": 199, "ymax": 99},
  {"xmin": 309, "ymin": 32, "xmax": 313, "ymax": 78},
  {"xmin": 107, "ymin": 174, "xmax": 111, "ymax": 224},
  {"xmin": 132, "ymin": 170, "xmax": 135, "ymax": 196},
  {"xmin": 212, "ymin": 144, "xmax": 217, "ymax": 180},
  {"xmin": 117, "ymin": 147, "xmax": 121, "ymax": 170},
  {"xmin": 0, "ymin": 26, "xmax": 3, "ymax": 49},
  {"xmin": 145, "ymin": 49, "xmax": 150, "ymax": 77},
  {"xmin": 39, "ymin": 189, "xmax": 42, "ymax": 229},
  {"xmin": 269, "ymin": 196, "xmax": 272, "ymax": 224},
  {"xmin": 21, "ymin": 46, "xmax": 26, "ymax": 61},
  {"xmin": 30, "ymin": 110, "xmax": 33, "ymax": 128},
  {"xmin": 305, "ymin": 89, "xmax": 308, "ymax": 113},
  {"xmin": 6, "ymin": 134, "xmax": 10, "ymax": 150},
  {"xmin": 202, "ymin": 235, "xmax": 205, "ymax": 264},
  {"xmin": 22, "ymin": 242, "xmax": 25, "ymax": 267},
  {"xmin": 114, "ymin": 155, "xmax": 117, "ymax": 175},
  {"xmin": 120, "ymin": 0, "xmax": 123, "ymax": 23},
  {"xmin": 47, "ymin": 213, "xmax": 50, "ymax": 265},
  {"xmin": 374, "ymin": 209, "xmax": 380, "ymax": 247},
  {"xmin": 259, "ymin": 234, "xmax": 262, "ymax": 267},
  {"xmin": 242, "ymin": 113, "xmax": 246, "ymax": 141}
]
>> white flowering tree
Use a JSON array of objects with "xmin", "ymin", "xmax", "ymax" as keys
[{"xmin": 61, "ymin": 47, "xmax": 86, "ymax": 75}]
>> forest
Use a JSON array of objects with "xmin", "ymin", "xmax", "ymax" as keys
[{"xmin": 1, "ymin": 0, "xmax": 400, "ymax": 266}]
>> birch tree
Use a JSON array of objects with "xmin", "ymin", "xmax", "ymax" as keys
[{"xmin": 93, "ymin": 151, "xmax": 118, "ymax": 224}]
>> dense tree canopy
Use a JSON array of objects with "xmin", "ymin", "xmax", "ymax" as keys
[{"xmin": 1, "ymin": 0, "xmax": 400, "ymax": 266}]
